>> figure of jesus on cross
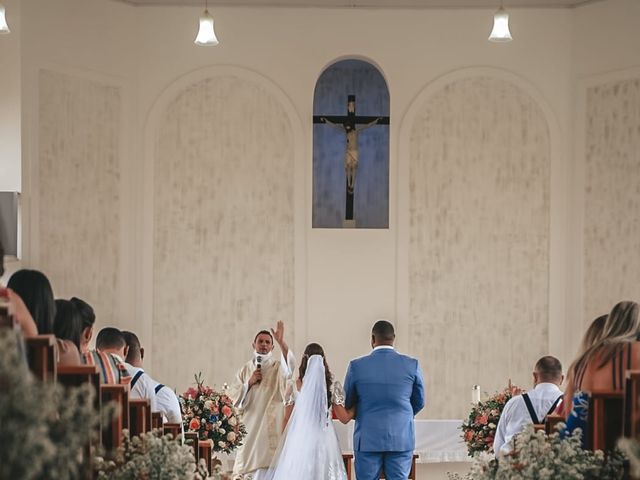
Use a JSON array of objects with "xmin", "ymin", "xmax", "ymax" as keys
[{"xmin": 314, "ymin": 95, "xmax": 389, "ymax": 225}]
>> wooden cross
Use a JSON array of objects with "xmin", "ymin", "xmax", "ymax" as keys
[{"xmin": 314, "ymin": 95, "xmax": 389, "ymax": 224}]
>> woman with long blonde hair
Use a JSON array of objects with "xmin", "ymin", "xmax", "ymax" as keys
[{"xmin": 563, "ymin": 301, "xmax": 640, "ymax": 446}]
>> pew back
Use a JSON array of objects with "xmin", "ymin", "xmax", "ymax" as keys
[{"xmin": 588, "ymin": 390, "xmax": 624, "ymax": 451}]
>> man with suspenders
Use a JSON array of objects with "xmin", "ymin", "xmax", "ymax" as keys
[
  {"xmin": 122, "ymin": 330, "xmax": 183, "ymax": 434},
  {"xmin": 493, "ymin": 356, "xmax": 564, "ymax": 456}
]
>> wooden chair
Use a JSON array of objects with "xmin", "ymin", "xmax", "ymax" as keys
[
  {"xmin": 588, "ymin": 390, "xmax": 624, "ymax": 451},
  {"xmin": 545, "ymin": 413, "xmax": 565, "ymax": 435},
  {"xmin": 56, "ymin": 364, "xmax": 101, "ymax": 480},
  {"xmin": 57, "ymin": 365, "xmax": 101, "ymax": 408},
  {"xmin": 0, "ymin": 305, "xmax": 15, "ymax": 328},
  {"xmin": 184, "ymin": 432, "xmax": 200, "ymax": 463},
  {"xmin": 342, "ymin": 453, "xmax": 353, "ymax": 480},
  {"xmin": 151, "ymin": 411, "xmax": 164, "ymax": 431},
  {"xmin": 379, "ymin": 454, "xmax": 419, "ymax": 479},
  {"xmin": 101, "ymin": 384, "xmax": 130, "ymax": 451},
  {"xmin": 198, "ymin": 440, "xmax": 212, "ymax": 475},
  {"xmin": 163, "ymin": 422, "xmax": 182, "ymax": 440},
  {"xmin": 624, "ymin": 370, "xmax": 640, "ymax": 439},
  {"xmin": 129, "ymin": 398, "xmax": 152, "ymax": 437},
  {"xmin": 26, "ymin": 334, "xmax": 57, "ymax": 381}
]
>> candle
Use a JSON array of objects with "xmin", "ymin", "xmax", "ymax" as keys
[{"xmin": 472, "ymin": 385, "xmax": 481, "ymax": 404}]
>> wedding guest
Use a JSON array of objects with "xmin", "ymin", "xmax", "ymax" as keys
[
  {"xmin": 563, "ymin": 301, "xmax": 640, "ymax": 447},
  {"xmin": 229, "ymin": 321, "xmax": 295, "ymax": 480},
  {"xmin": 70, "ymin": 296, "xmax": 96, "ymax": 354},
  {"xmin": 493, "ymin": 356, "xmax": 564, "ymax": 456},
  {"xmin": 122, "ymin": 331, "xmax": 182, "ymax": 427},
  {"xmin": 558, "ymin": 314, "xmax": 607, "ymax": 417},
  {"xmin": 84, "ymin": 327, "xmax": 129, "ymax": 384},
  {"xmin": 53, "ymin": 299, "xmax": 83, "ymax": 355},
  {"xmin": 0, "ymin": 241, "xmax": 37, "ymax": 336},
  {"xmin": 8, "ymin": 269, "xmax": 79, "ymax": 364}
]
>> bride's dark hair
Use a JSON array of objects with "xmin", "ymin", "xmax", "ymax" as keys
[{"xmin": 298, "ymin": 343, "xmax": 333, "ymax": 407}]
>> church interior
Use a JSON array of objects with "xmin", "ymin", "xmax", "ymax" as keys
[{"xmin": 1, "ymin": 0, "xmax": 639, "ymax": 477}]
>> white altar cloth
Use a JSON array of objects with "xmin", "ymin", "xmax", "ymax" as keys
[{"xmin": 333, "ymin": 419, "xmax": 471, "ymax": 464}]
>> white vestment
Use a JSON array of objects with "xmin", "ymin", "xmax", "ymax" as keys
[{"xmin": 229, "ymin": 351, "xmax": 295, "ymax": 477}]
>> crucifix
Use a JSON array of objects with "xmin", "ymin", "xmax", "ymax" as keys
[{"xmin": 314, "ymin": 95, "xmax": 389, "ymax": 226}]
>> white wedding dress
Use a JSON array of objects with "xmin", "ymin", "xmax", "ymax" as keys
[{"xmin": 264, "ymin": 355, "xmax": 347, "ymax": 480}]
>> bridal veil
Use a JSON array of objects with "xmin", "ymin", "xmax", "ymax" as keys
[{"xmin": 265, "ymin": 354, "xmax": 347, "ymax": 480}]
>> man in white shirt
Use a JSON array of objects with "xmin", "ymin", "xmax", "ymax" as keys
[
  {"xmin": 122, "ymin": 330, "xmax": 181, "ymax": 428},
  {"xmin": 493, "ymin": 356, "xmax": 564, "ymax": 456}
]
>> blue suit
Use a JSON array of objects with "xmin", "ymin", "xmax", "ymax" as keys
[{"xmin": 344, "ymin": 347, "xmax": 425, "ymax": 480}]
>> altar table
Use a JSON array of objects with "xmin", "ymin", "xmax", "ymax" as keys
[{"xmin": 333, "ymin": 419, "xmax": 471, "ymax": 463}]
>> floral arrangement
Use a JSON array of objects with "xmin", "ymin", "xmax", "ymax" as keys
[
  {"xmin": 180, "ymin": 373, "xmax": 247, "ymax": 454},
  {"xmin": 95, "ymin": 430, "xmax": 211, "ymax": 480},
  {"xmin": 449, "ymin": 424, "xmax": 625, "ymax": 480},
  {"xmin": 461, "ymin": 383, "xmax": 522, "ymax": 456}
]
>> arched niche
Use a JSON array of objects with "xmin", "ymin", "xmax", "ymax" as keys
[{"xmin": 312, "ymin": 59, "xmax": 390, "ymax": 229}]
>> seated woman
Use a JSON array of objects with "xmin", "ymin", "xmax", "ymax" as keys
[
  {"xmin": 53, "ymin": 298, "xmax": 84, "ymax": 360},
  {"xmin": 563, "ymin": 301, "xmax": 640, "ymax": 447},
  {"xmin": 558, "ymin": 314, "xmax": 607, "ymax": 417},
  {"xmin": 7, "ymin": 269, "xmax": 81, "ymax": 365},
  {"xmin": 0, "ymin": 239, "xmax": 38, "ymax": 337}
]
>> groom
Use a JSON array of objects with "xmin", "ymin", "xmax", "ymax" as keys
[{"xmin": 344, "ymin": 320, "xmax": 425, "ymax": 480}]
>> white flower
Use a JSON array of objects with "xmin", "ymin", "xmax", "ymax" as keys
[
  {"xmin": 228, "ymin": 416, "xmax": 238, "ymax": 426},
  {"xmin": 227, "ymin": 432, "xmax": 237, "ymax": 443}
]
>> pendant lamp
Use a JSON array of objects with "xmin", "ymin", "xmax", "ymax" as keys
[
  {"xmin": 488, "ymin": 4, "xmax": 512, "ymax": 42},
  {"xmin": 194, "ymin": 0, "xmax": 219, "ymax": 46},
  {"xmin": 0, "ymin": 3, "xmax": 11, "ymax": 34}
]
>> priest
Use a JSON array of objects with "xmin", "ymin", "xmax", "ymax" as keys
[{"xmin": 229, "ymin": 321, "xmax": 295, "ymax": 480}]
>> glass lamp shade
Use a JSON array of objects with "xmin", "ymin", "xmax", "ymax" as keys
[
  {"xmin": 194, "ymin": 10, "xmax": 219, "ymax": 46},
  {"xmin": 0, "ymin": 4, "xmax": 10, "ymax": 34},
  {"xmin": 488, "ymin": 7, "xmax": 512, "ymax": 42}
]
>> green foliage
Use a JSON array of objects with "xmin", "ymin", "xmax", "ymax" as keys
[
  {"xmin": 0, "ymin": 330, "xmax": 100, "ymax": 480},
  {"xmin": 95, "ymin": 430, "xmax": 211, "ymax": 480},
  {"xmin": 450, "ymin": 425, "xmax": 625, "ymax": 480}
]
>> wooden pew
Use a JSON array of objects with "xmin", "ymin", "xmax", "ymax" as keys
[
  {"xmin": 184, "ymin": 432, "xmax": 200, "ymax": 464},
  {"xmin": 101, "ymin": 384, "xmax": 130, "ymax": 451},
  {"xmin": 56, "ymin": 365, "xmax": 101, "ymax": 480},
  {"xmin": 163, "ymin": 422, "xmax": 182, "ymax": 440},
  {"xmin": 624, "ymin": 370, "xmax": 640, "ymax": 439},
  {"xmin": 198, "ymin": 440, "xmax": 213, "ymax": 476},
  {"xmin": 545, "ymin": 413, "xmax": 565, "ymax": 435},
  {"xmin": 342, "ymin": 453, "xmax": 353, "ymax": 480},
  {"xmin": 588, "ymin": 390, "xmax": 624, "ymax": 451},
  {"xmin": 152, "ymin": 411, "xmax": 164, "ymax": 431},
  {"xmin": 26, "ymin": 334, "xmax": 57, "ymax": 381},
  {"xmin": 0, "ymin": 305, "xmax": 15, "ymax": 328},
  {"xmin": 129, "ymin": 398, "xmax": 152, "ymax": 437}
]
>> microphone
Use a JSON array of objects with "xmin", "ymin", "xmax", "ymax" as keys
[{"xmin": 256, "ymin": 355, "xmax": 262, "ymax": 370}]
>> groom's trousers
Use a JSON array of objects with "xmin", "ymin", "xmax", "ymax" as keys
[{"xmin": 355, "ymin": 450, "xmax": 414, "ymax": 480}]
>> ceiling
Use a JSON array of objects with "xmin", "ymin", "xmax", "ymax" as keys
[{"xmin": 114, "ymin": 0, "xmax": 600, "ymax": 8}]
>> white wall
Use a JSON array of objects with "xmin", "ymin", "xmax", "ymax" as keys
[
  {"xmin": 10, "ymin": 0, "xmax": 639, "ymax": 420},
  {"xmin": 0, "ymin": 0, "xmax": 21, "ymax": 191},
  {"xmin": 569, "ymin": 0, "xmax": 640, "ymax": 342}
]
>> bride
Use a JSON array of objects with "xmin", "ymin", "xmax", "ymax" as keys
[{"xmin": 265, "ymin": 343, "xmax": 354, "ymax": 480}]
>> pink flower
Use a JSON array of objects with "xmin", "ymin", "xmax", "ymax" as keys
[
  {"xmin": 464, "ymin": 430, "xmax": 474, "ymax": 442},
  {"xmin": 476, "ymin": 414, "xmax": 489, "ymax": 425},
  {"xmin": 222, "ymin": 405, "xmax": 232, "ymax": 417},
  {"xmin": 184, "ymin": 387, "xmax": 198, "ymax": 399},
  {"xmin": 189, "ymin": 418, "xmax": 200, "ymax": 430}
]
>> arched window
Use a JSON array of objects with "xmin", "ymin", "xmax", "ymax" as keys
[{"xmin": 312, "ymin": 59, "xmax": 389, "ymax": 229}]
